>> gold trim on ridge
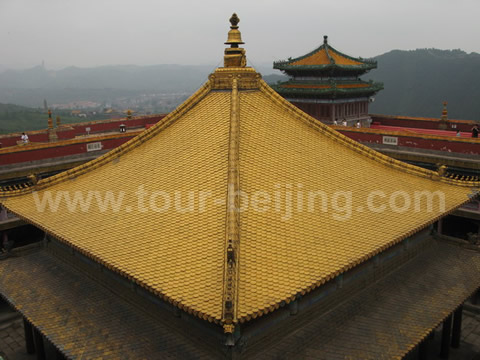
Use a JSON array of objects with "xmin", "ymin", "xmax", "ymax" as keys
[{"xmin": 222, "ymin": 77, "xmax": 241, "ymax": 334}]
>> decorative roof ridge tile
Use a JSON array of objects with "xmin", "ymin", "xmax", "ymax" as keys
[
  {"xmin": 274, "ymin": 44, "xmax": 326, "ymax": 66},
  {"xmin": 327, "ymin": 44, "xmax": 376, "ymax": 65},
  {"xmin": 273, "ymin": 43, "xmax": 377, "ymax": 69},
  {"xmin": 0, "ymin": 82, "xmax": 213, "ymax": 198},
  {"xmin": 259, "ymin": 79, "xmax": 480, "ymax": 188},
  {"xmin": 324, "ymin": 44, "xmax": 334, "ymax": 65},
  {"xmin": 222, "ymin": 77, "xmax": 241, "ymax": 334}
]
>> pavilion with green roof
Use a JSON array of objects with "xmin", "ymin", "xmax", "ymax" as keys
[{"xmin": 273, "ymin": 35, "xmax": 383, "ymax": 126}]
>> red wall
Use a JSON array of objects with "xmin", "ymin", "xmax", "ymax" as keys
[
  {"xmin": 339, "ymin": 129, "xmax": 480, "ymax": 155},
  {"xmin": 371, "ymin": 115, "xmax": 475, "ymax": 132},
  {"xmin": 68, "ymin": 116, "xmax": 165, "ymax": 136},
  {"xmin": 0, "ymin": 115, "xmax": 165, "ymax": 149},
  {"xmin": 0, "ymin": 136, "xmax": 134, "ymax": 165},
  {"xmin": 0, "ymin": 133, "xmax": 49, "ymax": 148}
]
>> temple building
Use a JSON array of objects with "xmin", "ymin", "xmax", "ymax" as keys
[
  {"xmin": 1, "ymin": 14, "xmax": 480, "ymax": 360},
  {"xmin": 272, "ymin": 36, "xmax": 383, "ymax": 126}
]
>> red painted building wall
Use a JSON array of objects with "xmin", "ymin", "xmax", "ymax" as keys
[
  {"xmin": 371, "ymin": 115, "xmax": 476, "ymax": 132},
  {"xmin": 0, "ymin": 136, "xmax": 134, "ymax": 165},
  {"xmin": 338, "ymin": 128, "xmax": 480, "ymax": 155},
  {"xmin": 0, "ymin": 115, "xmax": 166, "ymax": 149}
]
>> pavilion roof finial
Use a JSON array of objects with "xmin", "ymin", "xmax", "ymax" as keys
[
  {"xmin": 441, "ymin": 101, "xmax": 448, "ymax": 121},
  {"xmin": 47, "ymin": 109, "xmax": 53, "ymax": 129},
  {"xmin": 224, "ymin": 13, "xmax": 246, "ymax": 67},
  {"xmin": 324, "ymin": 35, "xmax": 328, "ymax": 45}
]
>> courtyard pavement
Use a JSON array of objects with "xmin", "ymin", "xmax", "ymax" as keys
[{"xmin": 1, "ymin": 299, "xmax": 480, "ymax": 359}]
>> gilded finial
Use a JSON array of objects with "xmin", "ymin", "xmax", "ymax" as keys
[
  {"xmin": 441, "ymin": 101, "xmax": 448, "ymax": 121},
  {"xmin": 28, "ymin": 174, "xmax": 38, "ymax": 186},
  {"xmin": 224, "ymin": 13, "xmax": 246, "ymax": 67},
  {"xmin": 229, "ymin": 13, "xmax": 240, "ymax": 27},
  {"xmin": 47, "ymin": 109, "xmax": 53, "ymax": 129},
  {"xmin": 432, "ymin": 163, "xmax": 447, "ymax": 180}
]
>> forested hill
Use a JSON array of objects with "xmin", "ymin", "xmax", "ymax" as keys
[
  {"xmin": 368, "ymin": 49, "xmax": 480, "ymax": 120},
  {"xmin": 1, "ymin": 49, "xmax": 480, "ymax": 121},
  {"xmin": 0, "ymin": 103, "xmax": 82, "ymax": 134}
]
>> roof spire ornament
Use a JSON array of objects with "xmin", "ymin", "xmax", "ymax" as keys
[
  {"xmin": 224, "ymin": 13, "xmax": 246, "ymax": 67},
  {"xmin": 441, "ymin": 101, "xmax": 448, "ymax": 121},
  {"xmin": 47, "ymin": 109, "xmax": 53, "ymax": 129}
]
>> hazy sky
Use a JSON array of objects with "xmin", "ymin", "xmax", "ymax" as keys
[{"xmin": 1, "ymin": 0, "xmax": 479, "ymax": 70}]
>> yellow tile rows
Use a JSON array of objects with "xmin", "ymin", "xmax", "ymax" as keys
[
  {"xmin": 291, "ymin": 48, "xmax": 331, "ymax": 66},
  {"xmin": 290, "ymin": 47, "xmax": 363, "ymax": 67},
  {"xmin": 2, "ymin": 91, "xmax": 231, "ymax": 322},
  {"xmin": 1, "ymin": 66, "xmax": 476, "ymax": 326},
  {"xmin": 328, "ymin": 49, "xmax": 363, "ymax": 66},
  {"xmin": 236, "ymin": 82, "xmax": 473, "ymax": 320}
]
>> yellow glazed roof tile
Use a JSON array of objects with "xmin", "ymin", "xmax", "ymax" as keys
[
  {"xmin": 236, "ymin": 83, "xmax": 476, "ymax": 320},
  {"xmin": 288, "ymin": 45, "xmax": 363, "ymax": 67},
  {"xmin": 291, "ymin": 48, "xmax": 331, "ymax": 66},
  {"xmin": 328, "ymin": 49, "xmax": 362, "ymax": 65},
  {"xmin": 2, "ymin": 88, "xmax": 230, "ymax": 322},
  {"xmin": 1, "ymin": 17, "xmax": 478, "ymax": 329}
]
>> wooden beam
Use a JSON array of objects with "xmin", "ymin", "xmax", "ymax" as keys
[
  {"xmin": 452, "ymin": 208, "xmax": 480, "ymax": 221},
  {"xmin": 0, "ymin": 217, "xmax": 27, "ymax": 231}
]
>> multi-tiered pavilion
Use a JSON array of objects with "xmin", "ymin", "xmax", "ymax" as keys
[
  {"xmin": 0, "ymin": 15, "xmax": 480, "ymax": 360},
  {"xmin": 273, "ymin": 36, "xmax": 383, "ymax": 126}
]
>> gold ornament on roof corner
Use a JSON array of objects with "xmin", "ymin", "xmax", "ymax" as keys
[
  {"xmin": 27, "ymin": 174, "xmax": 38, "ymax": 186},
  {"xmin": 47, "ymin": 109, "xmax": 53, "ymax": 129},
  {"xmin": 432, "ymin": 164, "xmax": 447, "ymax": 181},
  {"xmin": 224, "ymin": 13, "xmax": 246, "ymax": 68}
]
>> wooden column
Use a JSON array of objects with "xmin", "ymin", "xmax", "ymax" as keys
[
  {"xmin": 440, "ymin": 314, "xmax": 452, "ymax": 359},
  {"xmin": 451, "ymin": 305, "xmax": 463, "ymax": 348},
  {"xmin": 331, "ymin": 103, "xmax": 335, "ymax": 123},
  {"xmin": 55, "ymin": 347, "xmax": 67, "ymax": 360},
  {"xmin": 418, "ymin": 338, "xmax": 428, "ymax": 360},
  {"xmin": 33, "ymin": 327, "xmax": 46, "ymax": 360},
  {"xmin": 23, "ymin": 318, "xmax": 35, "ymax": 354},
  {"xmin": 0, "ymin": 206, "xmax": 8, "ymax": 251}
]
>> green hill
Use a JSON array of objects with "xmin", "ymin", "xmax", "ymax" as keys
[
  {"xmin": 1, "ymin": 50, "xmax": 480, "ymax": 122},
  {"xmin": 0, "ymin": 104, "xmax": 84, "ymax": 134},
  {"xmin": 368, "ymin": 49, "xmax": 480, "ymax": 120}
]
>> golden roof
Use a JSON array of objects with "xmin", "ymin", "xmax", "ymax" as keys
[
  {"xmin": 291, "ymin": 46, "xmax": 362, "ymax": 66},
  {"xmin": 1, "ymin": 15, "xmax": 478, "ymax": 333},
  {"xmin": 275, "ymin": 35, "xmax": 376, "ymax": 72},
  {"xmin": 281, "ymin": 83, "xmax": 370, "ymax": 89}
]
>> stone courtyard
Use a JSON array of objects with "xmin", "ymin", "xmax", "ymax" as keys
[{"xmin": 1, "ymin": 297, "xmax": 480, "ymax": 359}]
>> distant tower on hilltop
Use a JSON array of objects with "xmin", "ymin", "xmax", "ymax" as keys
[
  {"xmin": 272, "ymin": 36, "xmax": 383, "ymax": 126},
  {"xmin": 439, "ymin": 101, "xmax": 449, "ymax": 130}
]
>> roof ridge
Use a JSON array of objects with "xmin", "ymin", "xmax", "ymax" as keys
[
  {"xmin": 258, "ymin": 80, "xmax": 480, "ymax": 188},
  {"xmin": 324, "ymin": 44, "xmax": 335, "ymax": 65},
  {"xmin": 0, "ymin": 82, "xmax": 213, "ymax": 198},
  {"xmin": 222, "ymin": 77, "xmax": 241, "ymax": 335},
  {"xmin": 273, "ymin": 43, "xmax": 325, "ymax": 66},
  {"xmin": 327, "ymin": 43, "xmax": 376, "ymax": 65}
]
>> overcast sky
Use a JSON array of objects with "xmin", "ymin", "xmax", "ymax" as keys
[{"xmin": 1, "ymin": 0, "xmax": 479, "ymax": 70}]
